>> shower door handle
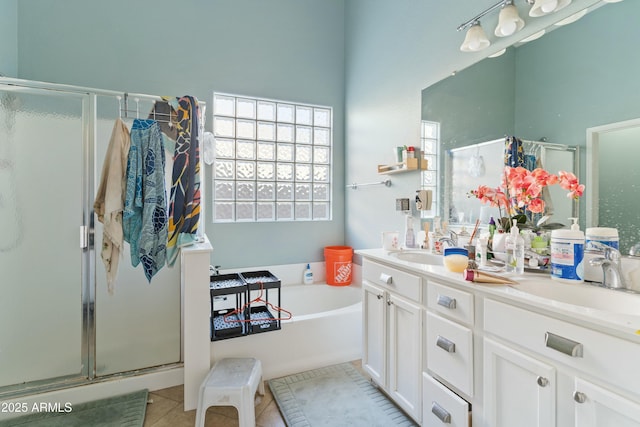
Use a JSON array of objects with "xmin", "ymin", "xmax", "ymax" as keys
[{"xmin": 80, "ymin": 225, "xmax": 88, "ymax": 249}]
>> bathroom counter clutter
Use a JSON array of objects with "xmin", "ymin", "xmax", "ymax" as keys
[
  {"xmin": 357, "ymin": 248, "xmax": 640, "ymax": 340},
  {"xmin": 358, "ymin": 247, "xmax": 640, "ymax": 426}
]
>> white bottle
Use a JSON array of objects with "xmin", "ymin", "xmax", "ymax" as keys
[
  {"xmin": 476, "ymin": 236, "xmax": 488, "ymax": 267},
  {"xmin": 405, "ymin": 214, "xmax": 416, "ymax": 248},
  {"xmin": 303, "ymin": 264, "xmax": 314, "ymax": 284},
  {"xmin": 551, "ymin": 218, "xmax": 585, "ymax": 283},
  {"xmin": 505, "ymin": 219, "xmax": 524, "ymax": 274}
]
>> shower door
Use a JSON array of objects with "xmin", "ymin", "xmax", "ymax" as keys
[
  {"xmin": 0, "ymin": 82, "xmax": 183, "ymax": 397},
  {"xmin": 0, "ymin": 86, "xmax": 90, "ymax": 390}
]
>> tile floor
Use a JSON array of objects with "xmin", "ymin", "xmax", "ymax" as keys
[
  {"xmin": 143, "ymin": 382, "xmax": 285, "ymax": 427},
  {"xmin": 144, "ymin": 360, "xmax": 364, "ymax": 427}
]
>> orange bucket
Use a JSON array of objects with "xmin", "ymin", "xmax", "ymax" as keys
[{"xmin": 324, "ymin": 246, "xmax": 353, "ymax": 286}]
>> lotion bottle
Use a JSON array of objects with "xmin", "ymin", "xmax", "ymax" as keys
[
  {"xmin": 404, "ymin": 214, "xmax": 416, "ymax": 248},
  {"xmin": 505, "ymin": 219, "xmax": 524, "ymax": 274},
  {"xmin": 303, "ymin": 264, "xmax": 314, "ymax": 284}
]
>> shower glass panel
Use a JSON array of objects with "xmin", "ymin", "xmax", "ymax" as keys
[
  {"xmin": 93, "ymin": 95, "xmax": 181, "ymax": 376},
  {"xmin": 0, "ymin": 88, "xmax": 87, "ymax": 388}
]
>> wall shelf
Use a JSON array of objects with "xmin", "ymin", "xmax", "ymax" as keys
[{"xmin": 378, "ymin": 158, "xmax": 428, "ymax": 175}]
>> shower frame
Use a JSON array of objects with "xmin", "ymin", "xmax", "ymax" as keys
[{"xmin": 0, "ymin": 77, "xmax": 203, "ymax": 399}]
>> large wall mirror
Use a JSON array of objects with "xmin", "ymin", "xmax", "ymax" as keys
[{"xmin": 421, "ymin": 0, "xmax": 640, "ymax": 253}]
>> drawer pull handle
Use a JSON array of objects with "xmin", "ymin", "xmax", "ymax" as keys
[
  {"xmin": 379, "ymin": 273, "xmax": 393, "ymax": 284},
  {"xmin": 436, "ymin": 335, "xmax": 456, "ymax": 353},
  {"xmin": 437, "ymin": 295, "xmax": 457, "ymax": 309},
  {"xmin": 537, "ymin": 376, "xmax": 549, "ymax": 387},
  {"xmin": 573, "ymin": 391, "xmax": 587, "ymax": 404},
  {"xmin": 431, "ymin": 401, "xmax": 452, "ymax": 423},
  {"xmin": 545, "ymin": 332, "xmax": 583, "ymax": 357}
]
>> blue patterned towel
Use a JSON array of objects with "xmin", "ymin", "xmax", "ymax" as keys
[{"xmin": 123, "ymin": 119, "xmax": 167, "ymax": 281}]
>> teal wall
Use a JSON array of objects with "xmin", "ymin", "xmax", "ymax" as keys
[
  {"xmin": 16, "ymin": 0, "xmax": 345, "ymax": 269},
  {"xmin": 343, "ymin": 0, "xmax": 590, "ymax": 251},
  {"xmin": 0, "ymin": 0, "xmax": 18, "ymax": 77}
]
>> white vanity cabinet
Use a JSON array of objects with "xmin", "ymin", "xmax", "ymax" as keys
[
  {"xmin": 425, "ymin": 281, "xmax": 475, "ymax": 398},
  {"xmin": 362, "ymin": 259, "xmax": 423, "ymax": 422},
  {"xmin": 483, "ymin": 337, "xmax": 557, "ymax": 427},
  {"xmin": 484, "ymin": 297, "xmax": 640, "ymax": 427}
]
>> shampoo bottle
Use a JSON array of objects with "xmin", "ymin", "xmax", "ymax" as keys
[
  {"xmin": 505, "ymin": 219, "xmax": 524, "ymax": 274},
  {"xmin": 303, "ymin": 264, "xmax": 314, "ymax": 284}
]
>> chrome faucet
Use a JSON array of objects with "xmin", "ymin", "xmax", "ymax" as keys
[
  {"xmin": 588, "ymin": 246, "xmax": 629, "ymax": 290},
  {"xmin": 438, "ymin": 230, "xmax": 458, "ymax": 248}
]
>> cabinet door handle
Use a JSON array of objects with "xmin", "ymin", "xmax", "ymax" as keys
[
  {"xmin": 537, "ymin": 376, "xmax": 549, "ymax": 387},
  {"xmin": 436, "ymin": 335, "xmax": 456, "ymax": 353},
  {"xmin": 573, "ymin": 391, "xmax": 587, "ymax": 404},
  {"xmin": 431, "ymin": 401, "xmax": 452, "ymax": 423},
  {"xmin": 376, "ymin": 293, "xmax": 384, "ymax": 300},
  {"xmin": 379, "ymin": 273, "xmax": 393, "ymax": 284},
  {"xmin": 387, "ymin": 299, "xmax": 394, "ymax": 306},
  {"xmin": 545, "ymin": 332, "xmax": 583, "ymax": 357},
  {"xmin": 437, "ymin": 294, "xmax": 457, "ymax": 309}
]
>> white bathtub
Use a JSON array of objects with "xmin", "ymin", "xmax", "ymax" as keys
[{"xmin": 210, "ymin": 283, "xmax": 363, "ymax": 379}]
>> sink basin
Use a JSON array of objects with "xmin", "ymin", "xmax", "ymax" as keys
[
  {"xmin": 508, "ymin": 280, "xmax": 640, "ymax": 315},
  {"xmin": 389, "ymin": 250, "xmax": 442, "ymax": 265}
]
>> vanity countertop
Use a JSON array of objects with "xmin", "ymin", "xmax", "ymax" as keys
[{"xmin": 357, "ymin": 248, "xmax": 640, "ymax": 342}]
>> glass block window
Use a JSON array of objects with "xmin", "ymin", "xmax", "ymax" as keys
[
  {"xmin": 213, "ymin": 93, "xmax": 332, "ymax": 222},
  {"xmin": 421, "ymin": 120, "xmax": 440, "ymax": 219}
]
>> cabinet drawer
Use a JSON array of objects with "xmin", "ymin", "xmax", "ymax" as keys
[
  {"xmin": 363, "ymin": 259, "xmax": 422, "ymax": 303},
  {"xmin": 426, "ymin": 311, "xmax": 474, "ymax": 397},
  {"xmin": 427, "ymin": 281, "xmax": 474, "ymax": 326},
  {"xmin": 484, "ymin": 298, "xmax": 640, "ymax": 398},
  {"xmin": 423, "ymin": 373, "xmax": 470, "ymax": 427}
]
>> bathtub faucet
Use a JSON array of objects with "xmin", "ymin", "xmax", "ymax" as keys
[{"xmin": 209, "ymin": 265, "xmax": 221, "ymax": 276}]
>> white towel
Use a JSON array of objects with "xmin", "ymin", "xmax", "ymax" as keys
[{"xmin": 94, "ymin": 119, "xmax": 130, "ymax": 293}]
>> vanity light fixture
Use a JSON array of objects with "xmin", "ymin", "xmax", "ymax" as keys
[
  {"xmin": 529, "ymin": 0, "xmax": 572, "ymax": 17},
  {"xmin": 460, "ymin": 21, "xmax": 491, "ymax": 52},
  {"xmin": 488, "ymin": 48, "xmax": 507, "ymax": 58},
  {"xmin": 602, "ymin": 0, "xmax": 623, "ymax": 2},
  {"xmin": 495, "ymin": 1, "xmax": 525, "ymax": 37},
  {"xmin": 519, "ymin": 29, "xmax": 546, "ymax": 42},
  {"xmin": 554, "ymin": 8, "xmax": 587, "ymax": 25}
]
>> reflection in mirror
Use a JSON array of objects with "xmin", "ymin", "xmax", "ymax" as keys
[
  {"xmin": 446, "ymin": 138, "xmax": 577, "ymax": 228},
  {"xmin": 421, "ymin": 1, "xmax": 640, "ymax": 250},
  {"xmin": 587, "ymin": 118, "xmax": 640, "ymax": 254}
]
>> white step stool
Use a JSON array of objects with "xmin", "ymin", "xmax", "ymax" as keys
[{"xmin": 195, "ymin": 357, "xmax": 265, "ymax": 427}]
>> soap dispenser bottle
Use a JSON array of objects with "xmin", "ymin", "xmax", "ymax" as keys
[
  {"xmin": 404, "ymin": 214, "xmax": 416, "ymax": 248},
  {"xmin": 303, "ymin": 263, "xmax": 314, "ymax": 284},
  {"xmin": 505, "ymin": 219, "xmax": 524, "ymax": 274},
  {"xmin": 550, "ymin": 218, "xmax": 585, "ymax": 283}
]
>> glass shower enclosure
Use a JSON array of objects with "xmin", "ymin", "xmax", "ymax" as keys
[{"xmin": 0, "ymin": 78, "xmax": 183, "ymax": 397}]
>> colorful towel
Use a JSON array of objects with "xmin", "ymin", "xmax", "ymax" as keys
[
  {"xmin": 123, "ymin": 119, "xmax": 168, "ymax": 281},
  {"xmin": 167, "ymin": 96, "xmax": 201, "ymax": 266},
  {"xmin": 93, "ymin": 118, "xmax": 130, "ymax": 293}
]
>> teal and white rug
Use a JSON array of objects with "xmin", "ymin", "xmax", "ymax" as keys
[
  {"xmin": 268, "ymin": 363, "xmax": 417, "ymax": 427},
  {"xmin": 0, "ymin": 389, "xmax": 148, "ymax": 427}
]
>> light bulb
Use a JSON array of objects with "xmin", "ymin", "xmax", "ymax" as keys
[{"xmin": 542, "ymin": 0, "xmax": 558, "ymax": 13}]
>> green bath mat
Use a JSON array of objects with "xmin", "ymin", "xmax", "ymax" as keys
[
  {"xmin": 0, "ymin": 389, "xmax": 148, "ymax": 427},
  {"xmin": 269, "ymin": 363, "xmax": 417, "ymax": 427}
]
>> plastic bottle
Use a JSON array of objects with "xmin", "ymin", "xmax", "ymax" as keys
[
  {"xmin": 550, "ymin": 218, "xmax": 585, "ymax": 283},
  {"xmin": 303, "ymin": 264, "xmax": 314, "ymax": 284},
  {"xmin": 476, "ymin": 236, "xmax": 488, "ymax": 267},
  {"xmin": 505, "ymin": 219, "xmax": 524, "ymax": 274},
  {"xmin": 405, "ymin": 214, "xmax": 416, "ymax": 248}
]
